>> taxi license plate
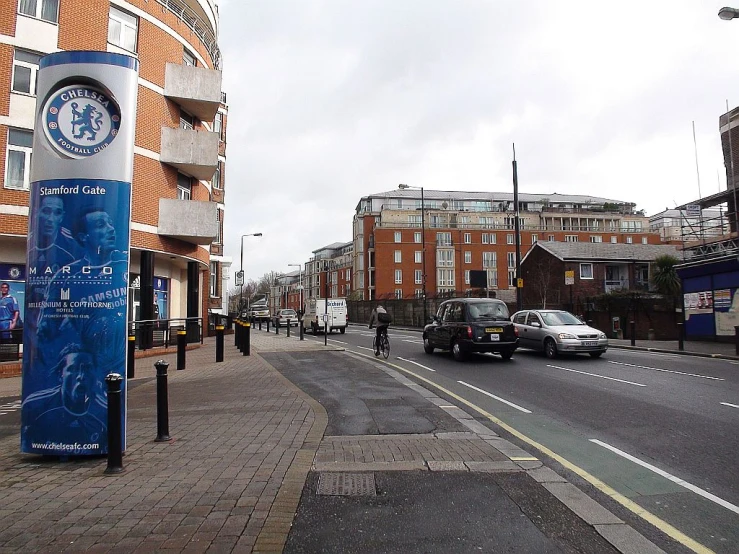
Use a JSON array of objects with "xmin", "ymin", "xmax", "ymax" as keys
[
  {"xmin": 583, "ymin": 341, "xmax": 598, "ymax": 347},
  {"xmin": 485, "ymin": 327, "xmax": 503, "ymax": 333}
]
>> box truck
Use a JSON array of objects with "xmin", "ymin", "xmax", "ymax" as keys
[{"xmin": 303, "ymin": 298, "xmax": 347, "ymax": 335}]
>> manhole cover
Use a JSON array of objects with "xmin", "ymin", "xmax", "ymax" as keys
[{"xmin": 317, "ymin": 473, "xmax": 376, "ymax": 496}]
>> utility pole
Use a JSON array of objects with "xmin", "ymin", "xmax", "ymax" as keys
[{"xmin": 513, "ymin": 144, "xmax": 522, "ymax": 312}]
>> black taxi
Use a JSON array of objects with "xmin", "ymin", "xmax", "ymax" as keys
[{"xmin": 423, "ymin": 298, "xmax": 519, "ymax": 361}]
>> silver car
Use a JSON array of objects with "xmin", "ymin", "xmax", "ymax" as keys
[{"xmin": 511, "ymin": 310, "xmax": 608, "ymax": 359}]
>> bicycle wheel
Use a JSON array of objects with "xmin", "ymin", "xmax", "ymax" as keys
[
  {"xmin": 381, "ymin": 335, "xmax": 390, "ymax": 359},
  {"xmin": 372, "ymin": 336, "xmax": 379, "ymax": 357}
]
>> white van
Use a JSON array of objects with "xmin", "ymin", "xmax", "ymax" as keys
[{"xmin": 303, "ymin": 298, "xmax": 347, "ymax": 335}]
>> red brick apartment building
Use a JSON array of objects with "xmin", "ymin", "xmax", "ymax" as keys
[
  {"xmin": 0, "ymin": 0, "xmax": 230, "ymax": 335},
  {"xmin": 352, "ymin": 190, "xmax": 660, "ymax": 303}
]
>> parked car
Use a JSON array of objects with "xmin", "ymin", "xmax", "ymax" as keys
[
  {"xmin": 248, "ymin": 303, "xmax": 270, "ymax": 322},
  {"xmin": 273, "ymin": 309, "xmax": 298, "ymax": 327},
  {"xmin": 511, "ymin": 309, "xmax": 608, "ymax": 359},
  {"xmin": 423, "ymin": 298, "xmax": 518, "ymax": 361}
]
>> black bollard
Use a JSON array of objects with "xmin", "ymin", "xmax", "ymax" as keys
[
  {"xmin": 275, "ymin": 319, "xmax": 279, "ymax": 335},
  {"xmin": 266, "ymin": 319, "xmax": 270, "ymax": 333},
  {"xmin": 104, "ymin": 373, "xmax": 124, "ymax": 474},
  {"xmin": 176, "ymin": 330, "xmax": 186, "ymax": 370},
  {"xmin": 677, "ymin": 322, "xmax": 684, "ymax": 351},
  {"xmin": 630, "ymin": 321, "xmax": 635, "ymax": 346},
  {"xmin": 216, "ymin": 325, "xmax": 224, "ymax": 362},
  {"xmin": 259, "ymin": 319, "xmax": 262, "ymax": 331},
  {"xmin": 154, "ymin": 360, "xmax": 171, "ymax": 442},
  {"xmin": 244, "ymin": 322, "xmax": 251, "ymax": 356},
  {"xmin": 287, "ymin": 319, "xmax": 291, "ymax": 338},
  {"xmin": 235, "ymin": 319, "xmax": 240, "ymax": 347},
  {"xmin": 300, "ymin": 319, "xmax": 304, "ymax": 341},
  {"xmin": 127, "ymin": 334, "xmax": 136, "ymax": 379}
]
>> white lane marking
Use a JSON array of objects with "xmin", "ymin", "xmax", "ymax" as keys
[
  {"xmin": 608, "ymin": 349, "xmax": 681, "ymax": 359},
  {"xmin": 590, "ymin": 439, "xmax": 739, "ymax": 515},
  {"xmin": 396, "ymin": 357, "xmax": 435, "ymax": 371},
  {"xmin": 721, "ymin": 402, "xmax": 739, "ymax": 409},
  {"xmin": 457, "ymin": 381, "xmax": 532, "ymax": 413},
  {"xmin": 327, "ymin": 339, "xmax": 347, "ymax": 344},
  {"xmin": 357, "ymin": 346, "xmax": 376, "ymax": 352},
  {"xmin": 402, "ymin": 339, "xmax": 423, "ymax": 344},
  {"xmin": 608, "ymin": 360, "xmax": 724, "ymax": 381},
  {"xmin": 547, "ymin": 365, "xmax": 646, "ymax": 387}
]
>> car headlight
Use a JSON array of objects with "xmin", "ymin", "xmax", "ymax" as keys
[
  {"xmin": 599, "ymin": 333, "xmax": 607, "ymax": 339},
  {"xmin": 557, "ymin": 333, "xmax": 578, "ymax": 339}
]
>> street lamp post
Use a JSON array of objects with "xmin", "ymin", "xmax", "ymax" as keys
[
  {"xmin": 399, "ymin": 183, "xmax": 426, "ymax": 325},
  {"xmin": 288, "ymin": 263, "xmax": 303, "ymax": 315},
  {"xmin": 240, "ymin": 232, "xmax": 263, "ymax": 314}
]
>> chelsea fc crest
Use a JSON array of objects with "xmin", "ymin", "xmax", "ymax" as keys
[{"xmin": 43, "ymin": 84, "xmax": 121, "ymax": 159}]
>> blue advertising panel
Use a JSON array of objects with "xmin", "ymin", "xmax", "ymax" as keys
[
  {"xmin": 21, "ymin": 51, "xmax": 138, "ymax": 456},
  {"xmin": 0, "ymin": 265, "xmax": 25, "ymax": 339}
]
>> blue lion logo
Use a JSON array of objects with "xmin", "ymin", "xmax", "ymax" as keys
[{"xmin": 70, "ymin": 102, "xmax": 103, "ymax": 141}]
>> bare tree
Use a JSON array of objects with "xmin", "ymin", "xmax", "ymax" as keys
[{"xmin": 527, "ymin": 256, "xmax": 559, "ymax": 308}]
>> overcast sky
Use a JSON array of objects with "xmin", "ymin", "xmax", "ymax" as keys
[{"xmin": 217, "ymin": 0, "xmax": 739, "ymax": 285}]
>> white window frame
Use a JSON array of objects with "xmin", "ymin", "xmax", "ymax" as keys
[
  {"xmin": 18, "ymin": 0, "xmax": 58, "ymax": 23},
  {"xmin": 394, "ymin": 269, "xmax": 402, "ymax": 284},
  {"xmin": 414, "ymin": 231, "xmax": 421, "ymax": 243},
  {"xmin": 415, "ymin": 269, "xmax": 422, "ymax": 284},
  {"xmin": 183, "ymin": 48, "xmax": 197, "ymax": 67},
  {"xmin": 395, "ymin": 289, "xmax": 403, "ymax": 299},
  {"xmin": 214, "ymin": 111, "xmax": 224, "ymax": 141},
  {"xmin": 215, "ymin": 210, "xmax": 222, "ymax": 244},
  {"xmin": 580, "ymin": 263, "xmax": 594, "ymax": 279},
  {"xmin": 590, "ymin": 235, "xmax": 602, "ymax": 243},
  {"xmin": 177, "ymin": 173, "xmax": 192, "ymax": 200},
  {"xmin": 464, "ymin": 270, "xmax": 470, "ymax": 285},
  {"xmin": 108, "ymin": 6, "xmax": 138, "ymax": 53},
  {"xmin": 482, "ymin": 252, "xmax": 496, "ymax": 268},
  {"xmin": 437, "ymin": 249, "xmax": 454, "ymax": 267},
  {"xmin": 641, "ymin": 237, "xmax": 648, "ymax": 244},
  {"xmin": 415, "ymin": 251, "xmax": 422, "ymax": 264},
  {"xmin": 507, "ymin": 252, "xmax": 515, "ymax": 267},
  {"xmin": 437, "ymin": 232, "xmax": 452, "ymax": 246},
  {"xmin": 548, "ymin": 235, "xmax": 555, "ymax": 241},
  {"xmin": 464, "ymin": 232, "xmax": 471, "ymax": 244},
  {"xmin": 506, "ymin": 234, "xmax": 514, "ymax": 244},
  {"xmin": 565, "ymin": 235, "xmax": 578, "ymax": 242},
  {"xmin": 507, "ymin": 269, "xmax": 516, "ymax": 287},
  {"xmin": 531, "ymin": 234, "xmax": 538, "ymax": 244},
  {"xmin": 212, "ymin": 162, "xmax": 221, "ymax": 189},
  {"xmin": 394, "ymin": 231, "xmax": 402, "ymax": 243},
  {"xmin": 209, "ymin": 262, "xmax": 218, "ymax": 297},
  {"xmin": 482, "ymin": 233, "xmax": 489, "ymax": 244},
  {"xmin": 626, "ymin": 236, "xmax": 633, "ymax": 244},
  {"xmin": 394, "ymin": 250, "xmax": 402, "ymax": 263},
  {"xmin": 611, "ymin": 236, "xmax": 618, "ymax": 243},
  {"xmin": 464, "ymin": 251, "xmax": 471, "ymax": 264},
  {"xmin": 438, "ymin": 269, "xmax": 454, "ymax": 287},
  {"xmin": 12, "ymin": 49, "xmax": 42, "ymax": 96},
  {"xmin": 487, "ymin": 269, "xmax": 498, "ymax": 288},
  {"xmin": 5, "ymin": 128, "xmax": 33, "ymax": 191}
]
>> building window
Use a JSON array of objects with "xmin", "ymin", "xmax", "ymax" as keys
[
  {"xmin": 508, "ymin": 269, "xmax": 516, "ymax": 287},
  {"xmin": 415, "ymin": 269, "xmax": 422, "ymax": 284},
  {"xmin": 183, "ymin": 49, "xmax": 197, "ymax": 66},
  {"xmin": 215, "ymin": 210, "xmax": 222, "ymax": 244},
  {"xmin": 548, "ymin": 234, "xmax": 555, "ymax": 241},
  {"xmin": 394, "ymin": 250, "xmax": 402, "ymax": 263},
  {"xmin": 482, "ymin": 252, "xmax": 496, "ymax": 268},
  {"xmin": 395, "ymin": 289, "xmax": 403, "ymax": 299},
  {"xmin": 626, "ymin": 236, "xmax": 633, "ymax": 244},
  {"xmin": 12, "ymin": 50, "xmax": 42, "ymax": 95},
  {"xmin": 437, "ymin": 232, "xmax": 452, "ymax": 246},
  {"xmin": 565, "ymin": 235, "xmax": 578, "ymax": 242},
  {"xmin": 590, "ymin": 235, "xmax": 602, "ymax": 243},
  {"xmin": 482, "ymin": 233, "xmax": 489, "ymax": 244},
  {"xmin": 108, "ymin": 6, "xmax": 138, "ymax": 52},
  {"xmin": 490, "ymin": 233, "xmax": 497, "ymax": 244},
  {"xmin": 464, "ymin": 251, "xmax": 471, "ymax": 264},
  {"xmin": 438, "ymin": 269, "xmax": 454, "ymax": 287},
  {"xmin": 531, "ymin": 234, "xmax": 538, "ymax": 244},
  {"xmin": 506, "ymin": 234, "xmax": 514, "ymax": 244},
  {"xmin": 414, "ymin": 232, "xmax": 421, "ymax": 243},
  {"xmin": 5, "ymin": 129, "xmax": 33, "ymax": 190},
  {"xmin": 177, "ymin": 173, "xmax": 192, "ymax": 200},
  {"xmin": 180, "ymin": 111, "xmax": 194, "ymax": 130},
  {"xmin": 487, "ymin": 269, "xmax": 498, "ymax": 288},
  {"xmin": 346, "ymin": 268, "xmax": 351, "ymax": 280},
  {"xmin": 415, "ymin": 289, "xmax": 423, "ymax": 298},
  {"xmin": 507, "ymin": 252, "xmax": 515, "ymax": 267},
  {"xmin": 415, "ymin": 251, "xmax": 422, "ymax": 263},
  {"xmin": 394, "ymin": 231, "xmax": 402, "ymax": 243},
  {"xmin": 580, "ymin": 263, "xmax": 593, "ymax": 279},
  {"xmin": 641, "ymin": 236, "xmax": 648, "ymax": 244},
  {"xmin": 214, "ymin": 112, "xmax": 224, "ymax": 141},
  {"xmin": 437, "ymin": 250, "xmax": 453, "ymax": 267},
  {"xmin": 464, "ymin": 233, "xmax": 471, "ymax": 244},
  {"xmin": 210, "ymin": 262, "xmax": 218, "ymax": 297},
  {"xmin": 464, "ymin": 270, "xmax": 470, "ymax": 285},
  {"xmin": 18, "ymin": 0, "xmax": 58, "ymax": 23},
  {"xmin": 611, "ymin": 236, "xmax": 618, "ymax": 243},
  {"xmin": 395, "ymin": 270, "xmax": 402, "ymax": 284},
  {"xmin": 212, "ymin": 162, "xmax": 221, "ymax": 190}
]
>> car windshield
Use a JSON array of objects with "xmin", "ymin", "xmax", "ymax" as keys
[
  {"xmin": 468, "ymin": 302, "xmax": 509, "ymax": 321},
  {"xmin": 281, "ymin": 310, "xmax": 296, "ymax": 316},
  {"xmin": 540, "ymin": 312, "xmax": 582, "ymax": 326}
]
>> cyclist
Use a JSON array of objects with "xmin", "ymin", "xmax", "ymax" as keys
[{"xmin": 369, "ymin": 305, "xmax": 391, "ymax": 355}]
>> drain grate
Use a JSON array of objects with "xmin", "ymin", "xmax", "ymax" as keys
[{"xmin": 317, "ymin": 472, "xmax": 376, "ymax": 496}]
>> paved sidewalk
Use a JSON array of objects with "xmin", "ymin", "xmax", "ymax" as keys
[{"xmin": 0, "ymin": 328, "xmax": 674, "ymax": 553}]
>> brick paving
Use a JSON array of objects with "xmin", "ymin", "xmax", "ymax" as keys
[{"xmin": 0, "ymin": 326, "xmax": 672, "ymax": 553}]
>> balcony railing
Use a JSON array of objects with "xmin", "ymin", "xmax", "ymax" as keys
[{"xmin": 156, "ymin": 0, "xmax": 222, "ymax": 69}]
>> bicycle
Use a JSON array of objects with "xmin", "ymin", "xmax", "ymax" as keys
[{"xmin": 372, "ymin": 329, "xmax": 390, "ymax": 359}]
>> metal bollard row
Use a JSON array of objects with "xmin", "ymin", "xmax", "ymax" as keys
[{"xmin": 105, "ymin": 373, "xmax": 124, "ymax": 474}]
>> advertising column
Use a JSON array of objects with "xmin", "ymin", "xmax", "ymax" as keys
[{"xmin": 21, "ymin": 52, "xmax": 139, "ymax": 456}]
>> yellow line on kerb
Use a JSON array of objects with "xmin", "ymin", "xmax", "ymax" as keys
[{"xmin": 355, "ymin": 351, "xmax": 713, "ymax": 554}]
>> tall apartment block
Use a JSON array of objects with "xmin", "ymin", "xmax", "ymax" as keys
[
  {"xmin": 353, "ymin": 190, "xmax": 659, "ymax": 302},
  {"xmin": 1, "ymin": 0, "xmax": 230, "ymax": 336}
]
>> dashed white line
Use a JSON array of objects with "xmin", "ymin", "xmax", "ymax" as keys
[
  {"xmin": 457, "ymin": 381, "xmax": 532, "ymax": 413},
  {"xmin": 547, "ymin": 365, "xmax": 646, "ymax": 387},
  {"xmin": 608, "ymin": 360, "xmax": 723, "ymax": 381},
  {"xmin": 721, "ymin": 402, "xmax": 739, "ymax": 409},
  {"xmin": 590, "ymin": 439, "xmax": 739, "ymax": 515},
  {"xmin": 396, "ymin": 357, "xmax": 435, "ymax": 371}
]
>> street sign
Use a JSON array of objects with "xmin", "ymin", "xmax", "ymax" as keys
[
  {"xmin": 565, "ymin": 270, "xmax": 575, "ymax": 285},
  {"xmin": 517, "ymin": 278, "xmax": 523, "ymax": 288},
  {"xmin": 685, "ymin": 204, "xmax": 701, "ymax": 217},
  {"xmin": 235, "ymin": 270, "xmax": 244, "ymax": 286}
]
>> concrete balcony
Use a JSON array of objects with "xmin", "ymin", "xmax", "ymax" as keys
[
  {"xmin": 158, "ymin": 198, "xmax": 218, "ymax": 245},
  {"xmin": 164, "ymin": 63, "xmax": 222, "ymax": 121},
  {"xmin": 160, "ymin": 127, "xmax": 219, "ymax": 181}
]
